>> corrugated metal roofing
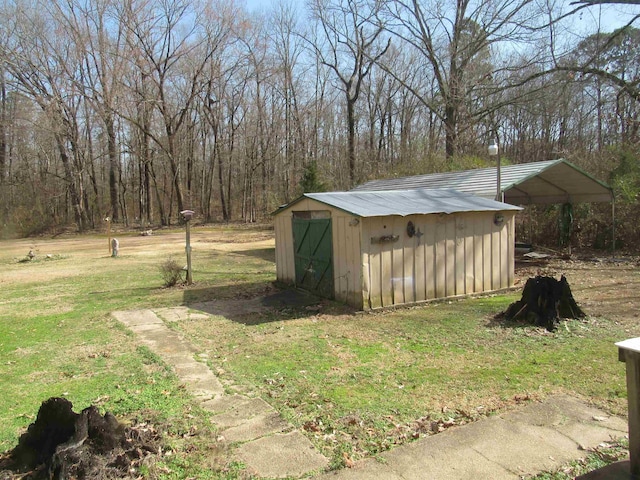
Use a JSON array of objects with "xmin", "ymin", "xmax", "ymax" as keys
[
  {"xmin": 278, "ymin": 188, "xmax": 521, "ymax": 218},
  {"xmin": 352, "ymin": 159, "xmax": 613, "ymax": 204}
]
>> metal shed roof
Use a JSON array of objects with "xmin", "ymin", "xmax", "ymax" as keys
[
  {"xmin": 352, "ymin": 159, "xmax": 613, "ymax": 204},
  {"xmin": 277, "ymin": 188, "xmax": 521, "ymax": 218}
]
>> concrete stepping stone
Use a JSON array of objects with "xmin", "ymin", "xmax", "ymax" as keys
[
  {"xmin": 208, "ymin": 397, "xmax": 275, "ymax": 428},
  {"xmin": 237, "ymin": 431, "xmax": 329, "ymax": 478},
  {"xmin": 155, "ymin": 306, "xmax": 210, "ymax": 323},
  {"xmin": 221, "ymin": 411, "xmax": 291, "ymax": 443},
  {"xmin": 181, "ymin": 374, "xmax": 224, "ymax": 400},
  {"xmin": 155, "ymin": 306, "xmax": 190, "ymax": 322},
  {"xmin": 113, "ymin": 309, "xmax": 163, "ymax": 327},
  {"xmin": 201, "ymin": 394, "xmax": 254, "ymax": 413}
]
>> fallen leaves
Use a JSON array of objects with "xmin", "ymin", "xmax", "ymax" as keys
[{"xmin": 342, "ymin": 451, "xmax": 355, "ymax": 468}]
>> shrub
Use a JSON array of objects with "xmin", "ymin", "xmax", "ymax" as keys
[{"xmin": 159, "ymin": 257, "xmax": 184, "ymax": 287}]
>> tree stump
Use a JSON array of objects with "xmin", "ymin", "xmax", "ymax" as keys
[
  {"xmin": 0, "ymin": 397, "xmax": 161, "ymax": 480},
  {"xmin": 499, "ymin": 275, "xmax": 585, "ymax": 331},
  {"xmin": 111, "ymin": 238, "xmax": 119, "ymax": 257}
]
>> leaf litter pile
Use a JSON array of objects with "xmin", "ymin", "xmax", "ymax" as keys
[{"xmin": 0, "ymin": 397, "xmax": 163, "ymax": 480}]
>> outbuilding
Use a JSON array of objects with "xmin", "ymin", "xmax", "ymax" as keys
[
  {"xmin": 273, "ymin": 189, "xmax": 522, "ymax": 310},
  {"xmin": 352, "ymin": 159, "xmax": 613, "ymax": 204}
]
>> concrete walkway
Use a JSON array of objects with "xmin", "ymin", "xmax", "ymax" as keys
[
  {"xmin": 318, "ymin": 395, "xmax": 627, "ymax": 480},
  {"xmin": 114, "ymin": 306, "xmax": 629, "ymax": 480},
  {"xmin": 112, "ymin": 308, "xmax": 329, "ymax": 478}
]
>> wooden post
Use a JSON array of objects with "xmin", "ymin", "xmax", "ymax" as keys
[
  {"xmin": 185, "ymin": 219, "xmax": 192, "ymax": 285},
  {"xmin": 616, "ymin": 337, "xmax": 640, "ymax": 477},
  {"xmin": 180, "ymin": 210, "xmax": 194, "ymax": 285}
]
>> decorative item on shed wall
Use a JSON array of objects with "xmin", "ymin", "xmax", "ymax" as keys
[
  {"xmin": 371, "ymin": 235, "xmax": 399, "ymax": 244},
  {"xmin": 406, "ymin": 221, "xmax": 416, "ymax": 237}
]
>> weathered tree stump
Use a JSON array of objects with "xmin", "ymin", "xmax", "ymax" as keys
[
  {"xmin": 499, "ymin": 275, "xmax": 585, "ymax": 331},
  {"xmin": 111, "ymin": 238, "xmax": 119, "ymax": 257},
  {"xmin": 0, "ymin": 397, "xmax": 160, "ymax": 480}
]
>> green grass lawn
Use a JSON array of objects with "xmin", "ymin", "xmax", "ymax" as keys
[
  {"xmin": 0, "ymin": 227, "xmax": 635, "ymax": 478},
  {"xmin": 176, "ymin": 294, "xmax": 631, "ymax": 467},
  {"xmin": 0, "ymin": 227, "xmax": 274, "ymax": 477}
]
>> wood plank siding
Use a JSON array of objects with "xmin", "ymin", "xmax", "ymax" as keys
[
  {"xmin": 274, "ymin": 198, "xmax": 516, "ymax": 311},
  {"xmin": 361, "ymin": 212, "xmax": 516, "ymax": 309}
]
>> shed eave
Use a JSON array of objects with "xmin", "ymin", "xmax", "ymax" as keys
[
  {"xmin": 304, "ymin": 189, "xmax": 522, "ymax": 217},
  {"xmin": 271, "ymin": 194, "xmax": 364, "ymax": 217},
  {"xmin": 507, "ymin": 192, "xmax": 614, "ymax": 205}
]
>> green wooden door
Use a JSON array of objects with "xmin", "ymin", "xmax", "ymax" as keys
[{"xmin": 292, "ymin": 217, "xmax": 333, "ymax": 298}]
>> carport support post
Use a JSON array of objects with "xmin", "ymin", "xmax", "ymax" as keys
[{"xmin": 616, "ymin": 337, "xmax": 640, "ymax": 476}]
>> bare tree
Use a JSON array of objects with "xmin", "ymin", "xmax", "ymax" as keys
[
  {"xmin": 381, "ymin": 0, "xmax": 548, "ymax": 159},
  {"xmin": 1, "ymin": 0, "xmax": 91, "ymax": 230},
  {"xmin": 309, "ymin": 0, "xmax": 390, "ymax": 187},
  {"xmin": 121, "ymin": 0, "xmax": 233, "ymax": 219},
  {"xmin": 0, "ymin": 68, "xmax": 7, "ymax": 186},
  {"xmin": 269, "ymin": 1, "xmax": 308, "ymax": 200},
  {"xmin": 52, "ymin": 0, "xmax": 129, "ymax": 223}
]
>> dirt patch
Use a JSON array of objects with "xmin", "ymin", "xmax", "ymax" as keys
[{"xmin": 514, "ymin": 255, "xmax": 640, "ymax": 326}]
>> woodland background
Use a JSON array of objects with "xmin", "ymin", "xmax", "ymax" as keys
[{"xmin": 0, "ymin": 0, "xmax": 638, "ymax": 250}]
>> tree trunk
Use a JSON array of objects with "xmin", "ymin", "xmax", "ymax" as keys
[
  {"xmin": 444, "ymin": 102, "xmax": 457, "ymax": 160},
  {"xmin": 218, "ymin": 152, "xmax": 228, "ymax": 221},
  {"xmin": 498, "ymin": 275, "xmax": 586, "ymax": 331},
  {"xmin": 150, "ymin": 160, "xmax": 166, "ymax": 226},
  {"xmin": 166, "ymin": 132, "xmax": 185, "ymax": 215},
  {"xmin": 105, "ymin": 116, "xmax": 119, "ymax": 222},
  {"xmin": 347, "ymin": 97, "xmax": 356, "ymax": 188},
  {"xmin": 0, "ymin": 71, "xmax": 6, "ymax": 185},
  {"xmin": 55, "ymin": 135, "xmax": 85, "ymax": 232}
]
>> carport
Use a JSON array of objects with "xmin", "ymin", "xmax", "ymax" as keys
[
  {"xmin": 353, "ymin": 159, "xmax": 612, "ymax": 204},
  {"xmin": 353, "ymin": 159, "xmax": 615, "ymax": 248}
]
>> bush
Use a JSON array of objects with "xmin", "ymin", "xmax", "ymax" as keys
[{"xmin": 159, "ymin": 257, "xmax": 184, "ymax": 287}]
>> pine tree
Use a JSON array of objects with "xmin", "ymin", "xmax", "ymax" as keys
[{"xmin": 300, "ymin": 161, "xmax": 326, "ymax": 193}]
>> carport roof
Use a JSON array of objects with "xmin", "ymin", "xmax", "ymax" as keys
[
  {"xmin": 276, "ymin": 188, "xmax": 521, "ymax": 218},
  {"xmin": 352, "ymin": 159, "xmax": 613, "ymax": 204}
]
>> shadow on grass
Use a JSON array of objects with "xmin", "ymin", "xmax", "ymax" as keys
[
  {"xmin": 230, "ymin": 247, "xmax": 275, "ymax": 263},
  {"xmin": 182, "ymin": 281, "xmax": 270, "ymax": 304},
  {"xmin": 487, "ymin": 310, "xmax": 584, "ymax": 332},
  {"xmin": 486, "ymin": 297, "xmax": 547, "ymax": 330},
  {"xmin": 206, "ymin": 247, "xmax": 275, "ymax": 263},
  {"xmin": 183, "ymin": 282, "xmax": 346, "ymax": 326},
  {"xmin": 88, "ymin": 286, "xmax": 154, "ymax": 296},
  {"xmin": 486, "ymin": 313, "xmax": 539, "ymax": 330}
]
